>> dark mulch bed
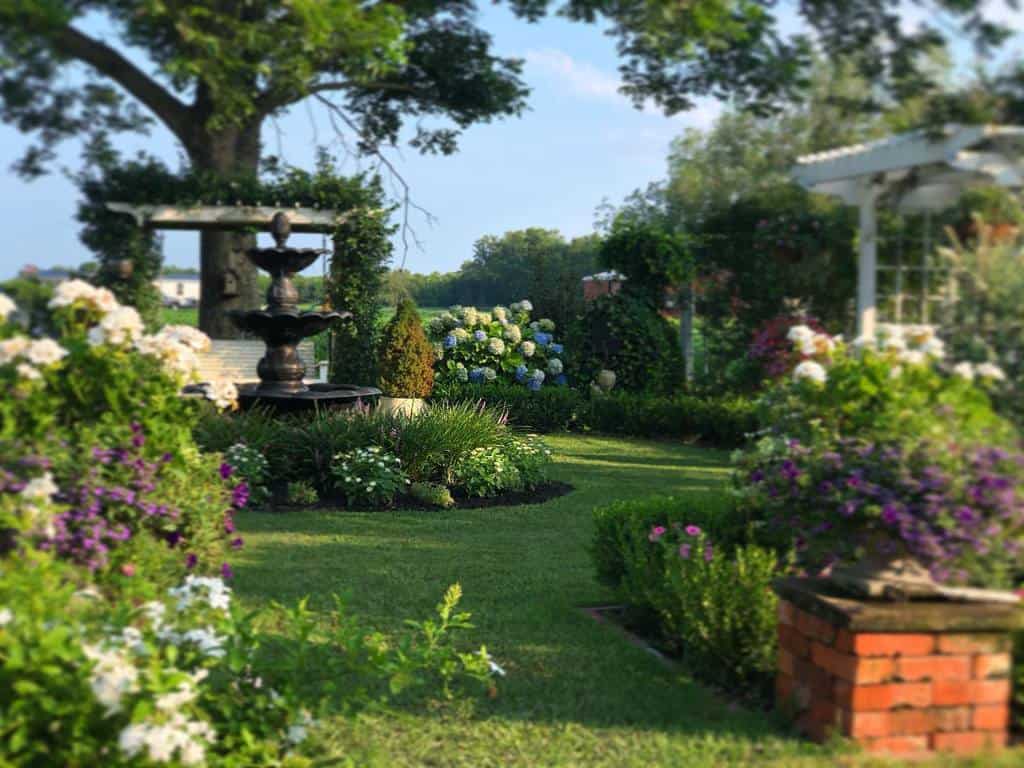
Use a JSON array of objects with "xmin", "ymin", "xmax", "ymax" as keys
[{"xmin": 268, "ymin": 481, "xmax": 574, "ymax": 512}]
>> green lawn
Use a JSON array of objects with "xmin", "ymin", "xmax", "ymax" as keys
[{"xmin": 232, "ymin": 435, "xmax": 1013, "ymax": 767}]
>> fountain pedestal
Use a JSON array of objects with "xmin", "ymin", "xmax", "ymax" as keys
[{"xmin": 228, "ymin": 212, "xmax": 380, "ymax": 413}]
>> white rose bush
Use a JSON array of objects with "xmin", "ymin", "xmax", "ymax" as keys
[{"xmin": 426, "ymin": 300, "xmax": 568, "ymax": 391}]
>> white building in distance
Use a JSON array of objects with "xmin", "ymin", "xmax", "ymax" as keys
[{"xmin": 155, "ymin": 272, "xmax": 200, "ymax": 307}]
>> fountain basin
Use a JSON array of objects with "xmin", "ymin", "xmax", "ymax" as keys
[{"xmin": 235, "ymin": 382, "xmax": 381, "ymax": 414}]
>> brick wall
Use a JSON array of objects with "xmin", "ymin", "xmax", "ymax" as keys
[{"xmin": 776, "ymin": 599, "xmax": 1012, "ymax": 755}]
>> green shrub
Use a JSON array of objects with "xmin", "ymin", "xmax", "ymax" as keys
[
  {"xmin": 193, "ymin": 407, "xmax": 292, "ymax": 482},
  {"xmin": 286, "ymin": 480, "xmax": 319, "ymax": 507},
  {"xmin": 501, "ymin": 433, "xmax": 553, "ymax": 489},
  {"xmin": 435, "ymin": 380, "xmax": 580, "ymax": 432},
  {"xmin": 409, "ymin": 482, "xmax": 455, "ymax": 509},
  {"xmin": 591, "ymin": 494, "xmax": 779, "ymax": 694},
  {"xmin": 568, "ymin": 292, "xmax": 684, "ymax": 395},
  {"xmin": 331, "ymin": 446, "xmax": 408, "ymax": 507},
  {"xmin": 378, "ymin": 298, "xmax": 435, "ymax": 397},
  {"xmin": 451, "ymin": 447, "xmax": 522, "ymax": 498}
]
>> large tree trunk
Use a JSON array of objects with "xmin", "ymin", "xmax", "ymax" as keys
[{"xmin": 189, "ymin": 121, "xmax": 263, "ymax": 339}]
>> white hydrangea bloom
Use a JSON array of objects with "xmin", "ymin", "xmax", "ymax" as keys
[
  {"xmin": 0, "ymin": 293, "xmax": 16, "ymax": 322},
  {"xmin": 596, "ymin": 369, "xmax": 616, "ymax": 390},
  {"xmin": 530, "ymin": 369, "xmax": 545, "ymax": 382},
  {"xmin": 547, "ymin": 358, "xmax": 563, "ymax": 375},
  {"xmin": 487, "ymin": 337, "xmax": 505, "ymax": 356},
  {"xmin": 520, "ymin": 341, "xmax": 535, "ymax": 358},
  {"xmin": 453, "ymin": 327, "xmax": 470, "ymax": 343},
  {"xmin": 503, "ymin": 324, "xmax": 522, "ymax": 343},
  {"xmin": 793, "ymin": 360, "xmax": 827, "ymax": 385},
  {"xmin": 460, "ymin": 307, "xmax": 479, "ymax": 327},
  {"xmin": 477, "ymin": 311, "xmax": 492, "ymax": 326},
  {"xmin": 953, "ymin": 362, "xmax": 975, "ymax": 381},
  {"xmin": 456, "ymin": 363, "xmax": 468, "ymax": 382},
  {"xmin": 482, "ymin": 366, "xmax": 497, "ymax": 382},
  {"xmin": 976, "ymin": 362, "xmax": 1007, "ymax": 381},
  {"xmin": 492, "ymin": 306, "xmax": 508, "ymax": 324},
  {"xmin": 538, "ymin": 318, "xmax": 555, "ymax": 332},
  {"xmin": 26, "ymin": 338, "xmax": 68, "ymax": 366},
  {"xmin": 0, "ymin": 607, "xmax": 13, "ymax": 626}
]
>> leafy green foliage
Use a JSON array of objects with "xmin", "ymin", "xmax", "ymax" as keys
[
  {"xmin": 286, "ymin": 480, "xmax": 320, "ymax": 507},
  {"xmin": 600, "ymin": 220, "xmax": 692, "ymax": 307},
  {"xmin": 328, "ymin": 207, "xmax": 394, "ymax": 386},
  {"xmin": 225, "ymin": 443, "xmax": 271, "ymax": 507},
  {"xmin": 451, "ymin": 446, "xmax": 522, "ymax": 498},
  {"xmin": 568, "ymin": 292, "xmax": 685, "ymax": 395},
  {"xmin": 378, "ymin": 298, "xmax": 435, "ymax": 398}
]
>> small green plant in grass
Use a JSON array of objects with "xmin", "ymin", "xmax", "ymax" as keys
[
  {"xmin": 225, "ymin": 442, "xmax": 271, "ymax": 507},
  {"xmin": 410, "ymin": 481, "xmax": 455, "ymax": 508},
  {"xmin": 286, "ymin": 480, "xmax": 319, "ymax": 507},
  {"xmin": 451, "ymin": 446, "xmax": 521, "ymax": 498},
  {"xmin": 331, "ymin": 446, "xmax": 408, "ymax": 507}
]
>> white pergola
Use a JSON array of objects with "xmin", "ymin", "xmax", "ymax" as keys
[{"xmin": 791, "ymin": 124, "xmax": 1024, "ymax": 337}]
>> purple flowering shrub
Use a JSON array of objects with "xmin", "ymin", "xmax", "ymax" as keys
[
  {"xmin": 1, "ymin": 424, "xmax": 248, "ymax": 588},
  {"xmin": 733, "ymin": 436, "xmax": 1024, "ymax": 588}
]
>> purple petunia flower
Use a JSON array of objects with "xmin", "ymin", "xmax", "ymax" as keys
[
  {"xmin": 186, "ymin": 553, "xmax": 198, "ymax": 569},
  {"xmin": 685, "ymin": 525, "xmax": 702, "ymax": 537},
  {"xmin": 219, "ymin": 463, "xmax": 234, "ymax": 480},
  {"xmin": 221, "ymin": 562, "xmax": 234, "ymax": 580}
]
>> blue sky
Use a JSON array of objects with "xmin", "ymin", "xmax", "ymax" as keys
[
  {"xmin": 0, "ymin": 5, "xmax": 722, "ymax": 280},
  {"xmin": 1, "ymin": 3, "xmax": 1021, "ymax": 281}
]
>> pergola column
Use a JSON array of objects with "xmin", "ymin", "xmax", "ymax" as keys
[{"xmin": 856, "ymin": 182, "xmax": 883, "ymax": 339}]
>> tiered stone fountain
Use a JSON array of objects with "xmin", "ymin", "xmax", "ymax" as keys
[{"xmin": 229, "ymin": 212, "xmax": 380, "ymax": 413}]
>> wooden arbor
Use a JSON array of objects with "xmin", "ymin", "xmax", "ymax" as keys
[
  {"xmin": 106, "ymin": 203, "xmax": 355, "ymax": 337},
  {"xmin": 791, "ymin": 125, "xmax": 1024, "ymax": 337}
]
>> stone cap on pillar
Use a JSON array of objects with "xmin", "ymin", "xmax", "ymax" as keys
[{"xmin": 773, "ymin": 577, "xmax": 1024, "ymax": 634}]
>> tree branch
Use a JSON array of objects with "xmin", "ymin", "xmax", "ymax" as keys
[{"xmin": 49, "ymin": 24, "xmax": 192, "ymax": 143}]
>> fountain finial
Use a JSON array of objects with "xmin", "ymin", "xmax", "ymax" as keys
[{"xmin": 270, "ymin": 212, "xmax": 292, "ymax": 249}]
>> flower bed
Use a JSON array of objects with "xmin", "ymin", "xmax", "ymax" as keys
[
  {"xmin": 0, "ymin": 284, "xmax": 498, "ymax": 764},
  {"xmin": 195, "ymin": 403, "xmax": 559, "ymax": 510}
]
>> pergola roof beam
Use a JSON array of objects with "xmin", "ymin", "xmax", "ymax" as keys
[{"xmin": 106, "ymin": 203, "xmax": 360, "ymax": 233}]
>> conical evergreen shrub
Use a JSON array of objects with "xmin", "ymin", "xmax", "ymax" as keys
[{"xmin": 378, "ymin": 298, "xmax": 435, "ymax": 397}]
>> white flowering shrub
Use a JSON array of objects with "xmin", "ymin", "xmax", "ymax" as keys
[
  {"xmin": 0, "ymin": 553, "xmax": 495, "ymax": 767},
  {"xmin": 0, "ymin": 280, "xmax": 234, "ymax": 453},
  {"xmin": 451, "ymin": 446, "xmax": 522, "ymax": 498},
  {"xmin": 425, "ymin": 300, "xmax": 568, "ymax": 391},
  {"xmin": 330, "ymin": 446, "xmax": 408, "ymax": 507},
  {"xmin": 501, "ymin": 433, "xmax": 554, "ymax": 490}
]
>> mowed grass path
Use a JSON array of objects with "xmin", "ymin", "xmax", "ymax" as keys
[{"xmin": 232, "ymin": 436, "xmax": 1011, "ymax": 767}]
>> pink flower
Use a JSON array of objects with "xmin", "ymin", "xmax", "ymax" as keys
[
  {"xmin": 678, "ymin": 544, "xmax": 691, "ymax": 559},
  {"xmin": 648, "ymin": 525, "xmax": 667, "ymax": 542},
  {"xmin": 703, "ymin": 545, "xmax": 714, "ymax": 562},
  {"xmin": 120, "ymin": 563, "xmax": 135, "ymax": 577},
  {"xmin": 685, "ymin": 525, "xmax": 702, "ymax": 537}
]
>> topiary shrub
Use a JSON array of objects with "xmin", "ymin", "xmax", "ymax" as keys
[
  {"xmin": 378, "ymin": 298, "xmax": 435, "ymax": 397},
  {"xmin": 568, "ymin": 292, "xmax": 684, "ymax": 395}
]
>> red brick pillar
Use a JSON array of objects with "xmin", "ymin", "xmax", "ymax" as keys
[{"xmin": 773, "ymin": 578, "xmax": 1020, "ymax": 756}]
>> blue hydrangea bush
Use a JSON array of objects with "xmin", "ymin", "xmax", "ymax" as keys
[{"xmin": 425, "ymin": 301, "xmax": 568, "ymax": 390}]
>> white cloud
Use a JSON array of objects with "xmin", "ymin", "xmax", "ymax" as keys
[{"xmin": 523, "ymin": 47, "xmax": 722, "ymax": 129}]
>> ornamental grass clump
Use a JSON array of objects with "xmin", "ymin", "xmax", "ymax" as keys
[
  {"xmin": 331, "ymin": 446, "xmax": 408, "ymax": 507},
  {"xmin": 426, "ymin": 300, "xmax": 568, "ymax": 390},
  {"xmin": 378, "ymin": 298, "xmax": 435, "ymax": 398}
]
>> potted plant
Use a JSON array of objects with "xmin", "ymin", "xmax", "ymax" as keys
[{"xmin": 377, "ymin": 298, "xmax": 435, "ymax": 416}]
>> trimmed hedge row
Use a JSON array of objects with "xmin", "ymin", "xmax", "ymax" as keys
[{"xmin": 432, "ymin": 382, "xmax": 759, "ymax": 447}]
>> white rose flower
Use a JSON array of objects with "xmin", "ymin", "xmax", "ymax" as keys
[
  {"xmin": 16, "ymin": 363, "xmax": 41, "ymax": 381},
  {"xmin": 202, "ymin": 381, "xmax": 238, "ymax": 411},
  {"xmin": 0, "ymin": 336, "xmax": 30, "ymax": 366},
  {"xmin": 976, "ymin": 362, "xmax": 1007, "ymax": 381},
  {"xmin": 793, "ymin": 360, "xmax": 827, "ymax": 385},
  {"xmin": 26, "ymin": 338, "xmax": 68, "ymax": 366},
  {"xmin": 0, "ymin": 293, "xmax": 16, "ymax": 322},
  {"xmin": 786, "ymin": 324, "xmax": 814, "ymax": 343},
  {"xmin": 89, "ymin": 306, "xmax": 144, "ymax": 347},
  {"xmin": 520, "ymin": 341, "xmax": 535, "ymax": 358},
  {"xmin": 953, "ymin": 361, "xmax": 975, "ymax": 381}
]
